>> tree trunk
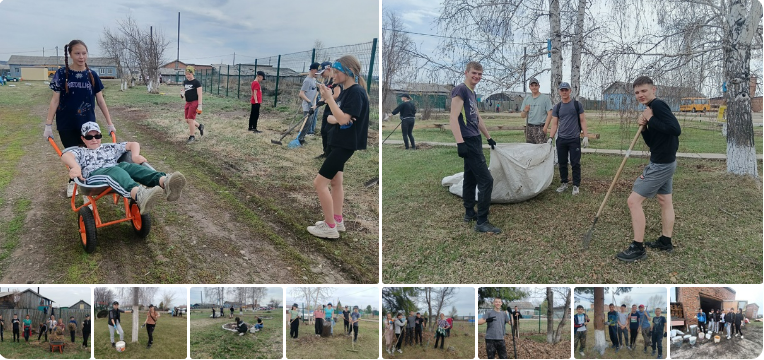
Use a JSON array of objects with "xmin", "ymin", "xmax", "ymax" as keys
[
  {"xmin": 546, "ymin": 288, "xmax": 555, "ymax": 343},
  {"xmin": 570, "ymin": 0, "xmax": 586, "ymax": 99},
  {"xmin": 554, "ymin": 289, "xmax": 571, "ymax": 344},
  {"xmin": 549, "ymin": 0, "xmax": 563, "ymax": 104},
  {"xmin": 725, "ymin": 0, "xmax": 761, "ymax": 177},
  {"xmin": 131, "ymin": 288, "xmax": 139, "ymax": 343},
  {"xmin": 593, "ymin": 288, "xmax": 606, "ymax": 355}
]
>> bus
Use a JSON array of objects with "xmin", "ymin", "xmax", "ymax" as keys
[{"xmin": 680, "ymin": 97, "xmax": 711, "ymax": 112}]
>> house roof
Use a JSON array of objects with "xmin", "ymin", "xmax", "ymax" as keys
[
  {"xmin": 602, "ymin": 81, "xmax": 705, "ymax": 98},
  {"xmin": 0, "ymin": 289, "xmax": 55, "ymax": 303},
  {"xmin": 8, "ymin": 55, "xmax": 117, "ymax": 67},
  {"xmin": 69, "ymin": 300, "xmax": 90, "ymax": 308},
  {"xmin": 208, "ymin": 63, "xmax": 300, "ymax": 77}
]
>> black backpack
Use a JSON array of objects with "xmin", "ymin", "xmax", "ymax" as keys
[{"xmin": 553, "ymin": 98, "xmax": 582, "ymax": 134}]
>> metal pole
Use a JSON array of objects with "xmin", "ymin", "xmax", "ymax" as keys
[
  {"xmin": 218, "ymin": 66, "xmax": 221, "ymax": 95},
  {"xmin": 237, "ymin": 64, "xmax": 241, "ymax": 99},
  {"xmin": 274, "ymin": 55, "xmax": 281, "ymax": 107},
  {"xmin": 366, "ymin": 38, "xmax": 377, "ymax": 94},
  {"xmin": 311, "ymin": 48, "xmax": 316, "ymax": 63},
  {"xmin": 226, "ymin": 64, "xmax": 230, "ymax": 97},
  {"xmin": 523, "ymin": 47, "xmax": 527, "ymax": 94}
]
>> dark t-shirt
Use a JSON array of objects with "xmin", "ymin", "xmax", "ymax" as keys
[
  {"xmin": 343, "ymin": 310, "xmax": 350, "ymax": 321},
  {"xmin": 641, "ymin": 98, "xmax": 681, "ymax": 164},
  {"xmin": 11, "ymin": 319, "xmax": 19, "ymax": 330},
  {"xmin": 392, "ymin": 101, "xmax": 416, "ymax": 119},
  {"xmin": 416, "ymin": 317, "xmax": 424, "ymax": 328},
  {"xmin": 184, "ymin": 79, "xmax": 202, "ymax": 102},
  {"xmin": 552, "ymin": 100, "xmax": 584, "ymax": 139},
  {"xmin": 49, "ymin": 67, "xmax": 105, "ymax": 131},
  {"xmin": 83, "ymin": 319, "xmax": 91, "ymax": 333},
  {"xmin": 450, "ymin": 83, "xmax": 480, "ymax": 138},
  {"xmin": 652, "ymin": 316, "xmax": 666, "ymax": 335},
  {"xmin": 328, "ymin": 84, "xmax": 369, "ymax": 151}
]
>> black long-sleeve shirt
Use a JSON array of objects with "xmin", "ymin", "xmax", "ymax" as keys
[
  {"xmin": 82, "ymin": 319, "xmax": 91, "ymax": 334},
  {"xmin": 392, "ymin": 101, "xmax": 416, "ymax": 119},
  {"xmin": 108, "ymin": 309, "xmax": 124, "ymax": 325},
  {"xmin": 641, "ymin": 98, "xmax": 681, "ymax": 163}
]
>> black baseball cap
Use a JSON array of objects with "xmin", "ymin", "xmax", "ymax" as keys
[
  {"xmin": 400, "ymin": 94, "xmax": 411, "ymax": 99},
  {"xmin": 113, "ymin": 301, "xmax": 119, "ymax": 305},
  {"xmin": 309, "ymin": 62, "xmax": 320, "ymax": 70},
  {"xmin": 317, "ymin": 61, "xmax": 332, "ymax": 75}
]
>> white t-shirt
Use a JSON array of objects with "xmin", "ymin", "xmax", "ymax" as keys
[{"xmin": 64, "ymin": 143, "xmax": 128, "ymax": 178}]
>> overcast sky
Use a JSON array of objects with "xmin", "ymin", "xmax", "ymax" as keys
[
  {"xmin": 669, "ymin": 286, "xmax": 764, "ymax": 306},
  {"xmin": 189, "ymin": 287, "xmax": 282, "ymax": 304},
  {"xmin": 286, "ymin": 287, "xmax": 379, "ymax": 311},
  {"xmin": 0, "ymin": 0, "xmax": 379, "ymax": 64},
  {"xmin": 102, "ymin": 287, "xmax": 187, "ymax": 309},
  {"xmin": 575, "ymin": 287, "xmax": 667, "ymax": 309},
  {"xmin": 414, "ymin": 287, "xmax": 475, "ymax": 317},
  {"xmin": 0, "ymin": 287, "xmax": 90, "ymax": 308}
]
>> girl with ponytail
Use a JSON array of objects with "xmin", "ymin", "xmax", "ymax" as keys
[
  {"xmin": 45, "ymin": 40, "xmax": 116, "ymax": 197},
  {"xmin": 306, "ymin": 55, "xmax": 370, "ymax": 239}
]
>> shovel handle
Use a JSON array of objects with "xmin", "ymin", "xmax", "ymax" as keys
[{"xmin": 594, "ymin": 125, "xmax": 644, "ymax": 218}]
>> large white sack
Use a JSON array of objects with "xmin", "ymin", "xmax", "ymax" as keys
[{"xmin": 441, "ymin": 143, "xmax": 554, "ymax": 203}]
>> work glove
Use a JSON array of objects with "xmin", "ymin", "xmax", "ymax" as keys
[
  {"xmin": 487, "ymin": 138, "xmax": 497, "ymax": 149},
  {"xmin": 309, "ymin": 107, "xmax": 315, "ymax": 115},
  {"xmin": 664, "ymin": 332, "xmax": 667, "ymax": 337},
  {"xmin": 43, "ymin": 125, "xmax": 53, "ymax": 139},
  {"xmin": 582, "ymin": 136, "xmax": 589, "ymax": 148},
  {"xmin": 107, "ymin": 124, "xmax": 116, "ymax": 135},
  {"xmin": 485, "ymin": 316, "xmax": 496, "ymax": 323},
  {"xmin": 546, "ymin": 137, "xmax": 553, "ymax": 145},
  {"xmin": 457, "ymin": 142, "xmax": 468, "ymax": 158}
]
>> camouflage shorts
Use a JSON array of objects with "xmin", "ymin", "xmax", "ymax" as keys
[{"xmin": 525, "ymin": 125, "xmax": 546, "ymax": 144}]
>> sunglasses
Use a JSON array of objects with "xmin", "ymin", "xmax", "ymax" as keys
[{"xmin": 83, "ymin": 133, "xmax": 103, "ymax": 140}]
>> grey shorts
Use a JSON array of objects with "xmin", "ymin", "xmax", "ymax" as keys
[{"xmin": 632, "ymin": 161, "xmax": 677, "ymax": 198}]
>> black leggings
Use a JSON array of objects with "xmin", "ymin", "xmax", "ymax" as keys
[
  {"xmin": 12, "ymin": 328, "xmax": 18, "ymax": 342},
  {"xmin": 38, "ymin": 327, "xmax": 46, "ymax": 341},
  {"xmin": 735, "ymin": 323, "xmax": 743, "ymax": 335},
  {"xmin": 248, "ymin": 103, "xmax": 261, "ymax": 130},
  {"xmin": 290, "ymin": 319, "xmax": 299, "ymax": 338},
  {"xmin": 315, "ymin": 318, "xmax": 323, "ymax": 335},
  {"xmin": 351, "ymin": 323, "xmax": 359, "ymax": 341},
  {"xmin": 395, "ymin": 332, "xmax": 404, "ymax": 350},
  {"xmin": 630, "ymin": 328, "xmax": 638, "ymax": 347},
  {"xmin": 82, "ymin": 331, "xmax": 89, "ymax": 347},
  {"xmin": 401, "ymin": 117, "xmax": 415, "ymax": 149},
  {"xmin": 434, "ymin": 331, "xmax": 446, "ymax": 349},
  {"xmin": 70, "ymin": 330, "xmax": 76, "ymax": 342},
  {"xmin": 146, "ymin": 324, "xmax": 155, "ymax": 344}
]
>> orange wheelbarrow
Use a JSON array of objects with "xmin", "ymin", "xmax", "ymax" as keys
[{"xmin": 48, "ymin": 132, "xmax": 154, "ymax": 253}]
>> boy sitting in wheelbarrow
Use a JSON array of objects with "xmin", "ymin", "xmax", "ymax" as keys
[{"xmin": 60, "ymin": 122, "xmax": 186, "ymax": 213}]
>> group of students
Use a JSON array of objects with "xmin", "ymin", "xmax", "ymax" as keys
[
  {"xmin": 287, "ymin": 303, "xmax": 362, "ymax": 342},
  {"xmin": 384, "ymin": 311, "xmax": 451, "ymax": 355},
  {"xmin": 695, "ymin": 307, "xmax": 747, "ymax": 340},
  {"xmin": 234, "ymin": 316, "xmax": 264, "ymax": 336},
  {"xmin": 449, "ymin": 61, "xmax": 680, "ymax": 264},
  {"xmin": 211, "ymin": 306, "xmax": 239, "ymax": 319},
  {"xmin": 0, "ymin": 313, "xmax": 91, "ymax": 348},
  {"xmin": 589, "ymin": 304, "xmax": 667, "ymax": 359},
  {"xmin": 107, "ymin": 301, "xmax": 161, "ymax": 350}
]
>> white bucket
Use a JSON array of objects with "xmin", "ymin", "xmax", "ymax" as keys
[
  {"xmin": 116, "ymin": 341, "xmax": 125, "ymax": 352},
  {"xmin": 672, "ymin": 336, "xmax": 683, "ymax": 348},
  {"xmin": 714, "ymin": 335, "xmax": 721, "ymax": 343},
  {"xmin": 683, "ymin": 334, "xmax": 691, "ymax": 341},
  {"xmin": 689, "ymin": 336, "xmax": 697, "ymax": 345},
  {"xmin": 690, "ymin": 325, "xmax": 698, "ymax": 335},
  {"xmin": 706, "ymin": 332, "xmax": 712, "ymax": 340},
  {"xmin": 698, "ymin": 332, "xmax": 704, "ymax": 339}
]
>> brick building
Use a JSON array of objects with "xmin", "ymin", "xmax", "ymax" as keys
[
  {"xmin": 746, "ymin": 303, "xmax": 759, "ymax": 320},
  {"xmin": 672, "ymin": 287, "xmax": 737, "ymax": 329}
]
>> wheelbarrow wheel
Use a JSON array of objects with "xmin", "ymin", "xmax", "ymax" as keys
[
  {"xmin": 129, "ymin": 200, "xmax": 151, "ymax": 238},
  {"xmin": 78, "ymin": 207, "xmax": 97, "ymax": 253}
]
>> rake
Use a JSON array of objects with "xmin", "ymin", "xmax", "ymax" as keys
[
  {"xmin": 271, "ymin": 113, "xmax": 311, "ymax": 146},
  {"xmin": 582, "ymin": 124, "xmax": 645, "ymax": 249},
  {"xmin": 382, "ymin": 121, "xmax": 402, "ymax": 144},
  {"xmin": 346, "ymin": 324, "xmax": 360, "ymax": 353},
  {"xmin": 288, "ymin": 91, "xmax": 321, "ymax": 148}
]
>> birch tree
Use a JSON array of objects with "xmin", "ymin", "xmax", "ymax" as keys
[{"xmin": 382, "ymin": 10, "xmax": 414, "ymax": 112}]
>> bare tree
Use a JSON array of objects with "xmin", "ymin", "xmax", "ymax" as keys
[
  {"xmin": 94, "ymin": 288, "xmax": 115, "ymax": 310},
  {"xmin": 250, "ymin": 288, "xmax": 267, "ymax": 309},
  {"xmin": 161, "ymin": 290, "xmax": 176, "ymax": 311},
  {"xmin": 433, "ymin": 287, "xmax": 456, "ymax": 331},
  {"xmin": 204, "ymin": 287, "xmax": 225, "ymax": 306},
  {"xmin": 554, "ymin": 287, "xmax": 571, "ymax": 344},
  {"xmin": 621, "ymin": 295, "xmax": 633, "ymax": 307},
  {"xmin": 382, "ymin": 10, "xmax": 415, "ymax": 112},
  {"xmin": 570, "ymin": 0, "xmax": 586, "ymax": 99},
  {"xmin": 647, "ymin": 294, "xmax": 665, "ymax": 311},
  {"xmin": 289, "ymin": 288, "xmax": 333, "ymax": 312},
  {"xmin": 448, "ymin": 305, "xmax": 458, "ymax": 319},
  {"xmin": 270, "ymin": 297, "xmax": 282, "ymax": 308}
]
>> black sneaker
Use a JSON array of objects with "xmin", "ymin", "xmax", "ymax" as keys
[
  {"xmin": 617, "ymin": 242, "xmax": 647, "ymax": 262},
  {"xmin": 112, "ymin": 342, "xmax": 115, "ymax": 348},
  {"xmin": 187, "ymin": 135, "xmax": 196, "ymax": 143},
  {"xmin": 645, "ymin": 236, "xmax": 673, "ymax": 252},
  {"xmin": 198, "ymin": 123, "xmax": 205, "ymax": 136},
  {"xmin": 463, "ymin": 213, "xmax": 477, "ymax": 222},
  {"xmin": 252, "ymin": 129, "xmax": 262, "ymax": 133},
  {"xmin": 314, "ymin": 153, "xmax": 327, "ymax": 160},
  {"xmin": 475, "ymin": 221, "xmax": 501, "ymax": 234}
]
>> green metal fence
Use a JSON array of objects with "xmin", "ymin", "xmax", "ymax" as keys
[{"xmin": 173, "ymin": 40, "xmax": 378, "ymax": 110}]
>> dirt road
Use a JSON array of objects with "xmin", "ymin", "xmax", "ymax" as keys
[{"xmin": 671, "ymin": 323, "xmax": 763, "ymax": 359}]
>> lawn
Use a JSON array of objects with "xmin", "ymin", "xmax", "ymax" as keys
[
  {"xmin": 382, "ymin": 146, "xmax": 763, "ymax": 284},
  {"xmin": 569, "ymin": 310, "xmax": 666, "ymax": 359},
  {"xmin": 382, "ymin": 321, "xmax": 475, "ymax": 359},
  {"xmin": 190, "ymin": 309, "xmax": 282, "ymax": 359},
  {"xmin": 0, "ymin": 335, "xmax": 90, "ymax": 359},
  {"xmin": 382, "ymin": 112, "xmax": 763, "ymax": 154},
  {"xmin": 478, "ymin": 318, "xmax": 571, "ymax": 337},
  {"xmin": 93, "ymin": 311, "xmax": 187, "ymax": 359},
  {"xmin": 0, "ymin": 81, "xmax": 378, "ymax": 284},
  {"xmin": 286, "ymin": 318, "xmax": 379, "ymax": 359}
]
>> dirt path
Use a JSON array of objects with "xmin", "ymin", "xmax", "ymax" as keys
[
  {"xmin": 671, "ymin": 323, "xmax": 763, "ymax": 359},
  {"xmin": 0, "ymin": 85, "xmax": 356, "ymax": 283}
]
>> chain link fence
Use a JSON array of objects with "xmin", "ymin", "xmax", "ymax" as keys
[{"xmin": 165, "ymin": 40, "xmax": 377, "ymax": 112}]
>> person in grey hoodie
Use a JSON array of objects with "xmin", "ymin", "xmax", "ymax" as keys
[
  {"xmin": 394, "ymin": 313, "xmax": 407, "ymax": 354},
  {"xmin": 406, "ymin": 311, "xmax": 417, "ymax": 346}
]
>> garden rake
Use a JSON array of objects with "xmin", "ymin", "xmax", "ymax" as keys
[
  {"xmin": 582, "ymin": 124, "xmax": 645, "ymax": 249},
  {"xmin": 346, "ymin": 330, "xmax": 360, "ymax": 353},
  {"xmin": 271, "ymin": 114, "xmax": 312, "ymax": 146},
  {"xmin": 288, "ymin": 90, "xmax": 320, "ymax": 148},
  {"xmin": 382, "ymin": 121, "xmax": 402, "ymax": 144}
]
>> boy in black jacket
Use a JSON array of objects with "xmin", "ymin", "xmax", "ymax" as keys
[
  {"xmin": 11, "ymin": 314, "xmax": 19, "ymax": 342},
  {"xmin": 618, "ymin": 76, "xmax": 681, "ymax": 262},
  {"xmin": 82, "ymin": 314, "xmax": 91, "ymax": 348}
]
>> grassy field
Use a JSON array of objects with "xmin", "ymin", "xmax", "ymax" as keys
[
  {"xmin": 382, "ymin": 112, "xmax": 763, "ymax": 154},
  {"xmin": 93, "ymin": 311, "xmax": 187, "ymax": 359},
  {"xmin": 476, "ymin": 318, "xmax": 571, "ymax": 359},
  {"xmin": 382, "ymin": 145, "xmax": 763, "ymax": 284},
  {"xmin": 382, "ymin": 321, "xmax": 475, "ymax": 359},
  {"xmin": 0, "ymin": 334, "xmax": 90, "ymax": 359},
  {"xmin": 286, "ymin": 319, "xmax": 379, "ymax": 359},
  {"xmin": 0, "ymin": 81, "xmax": 378, "ymax": 284},
  {"xmin": 189, "ymin": 309, "xmax": 281, "ymax": 359},
  {"xmin": 478, "ymin": 318, "xmax": 571, "ymax": 338}
]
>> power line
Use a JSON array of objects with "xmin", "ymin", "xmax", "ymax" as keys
[
  {"xmin": 0, "ymin": 47, "xmax": 58, "ymax": 56},
  {"xmin": 383, "ymin": 28, "xmax": 545, "ymax": 46}
]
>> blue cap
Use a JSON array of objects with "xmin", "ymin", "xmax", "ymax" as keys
[
  {"xmin": 559, "ymin": 82, "xmax": 571, "ymax": 90},
  {"xmin": 317, "ymin": 61, "xmax": 332, "ymax": 75}
]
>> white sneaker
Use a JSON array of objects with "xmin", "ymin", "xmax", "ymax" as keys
[
  {"xmin": 336, "ymin": 219, "xmax": 346, "ymax": 232},
  {"xmin": 397, "ymin": 349, "xmax": 403, "ymax": 354},
  {"xmin": 307, "ymin": 221, "xmax": 339, "ymax": 239},
  {"xmin": 67, "ymin": 181, "xmax": 77, "ymax": 197},
  {"xmin": 741, "ymin": 335, "xmax": 744, "ymax": 339},
  {"xmin": 136, "ymin": 186, "xmax": 163, "ymax": 213},
  {"xmin": 579, "ymin": 351, "xmax": 585, "ymax": 356},
  {"xmin": 238, "ymin": 333, "xmax": 244, "ymax": 336},
  {"xmin": 572, "ymin": 186, "xmax": 580, "ymax": 195},
  {"xmin": 163, "ymin": 172, "xmax": 186, "ymax": 202},
  {"xmin": 556, "ymin": 183, "xmax": 569, "ymax": 192}
]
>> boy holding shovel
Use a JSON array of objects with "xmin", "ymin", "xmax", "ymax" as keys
[{"xmin": 617, "ymin": 76, "xmax": 681, "ymax": 262}]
